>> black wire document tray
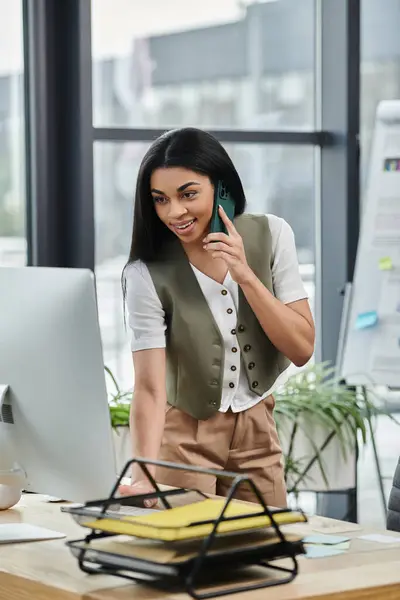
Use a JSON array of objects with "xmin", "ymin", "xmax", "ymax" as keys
[{"xmin": 63, "ymin": 457, "xmax": 307, "ymax": 599}]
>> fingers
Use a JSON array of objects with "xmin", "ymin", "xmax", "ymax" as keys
[
  {"xmin": 203, "ymin": 232, "xmax": 231, "ymax": 244},
  {"xmin": 204, "ymin": 241, "xmax": 237, "ymax": 256},
  {"xmin": 209, "ymin": 250, "xmax": 236, "ymax": 264},
  {"xmin": 218, "ymin": 204, "xmax": 237, "ymax": 234},
  {"xmin": 118, "ymin": 482, "xmax": 158, "ymax": 507},
  {"xmin": 118, "ymin": 485, "xmax": 132, "ymax": 496},
  {"xmin": 144, "ymin": 497, "xmax": 158, "ymax": 507}
]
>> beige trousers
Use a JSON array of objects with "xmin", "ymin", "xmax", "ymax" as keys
[{"xmin": 156, "ymin": 396, "xmax": 287, "ymax": 507}]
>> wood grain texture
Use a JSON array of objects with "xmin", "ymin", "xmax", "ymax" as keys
[{"xmin": 0, "ymin": 494, "xmax": 399, "ymax": 600}]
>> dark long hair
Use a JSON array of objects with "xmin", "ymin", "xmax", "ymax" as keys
[{"xmin": 126, "ymin": 127, "xmax": 246, "ymax": 265}]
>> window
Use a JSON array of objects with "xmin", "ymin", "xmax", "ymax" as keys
[
  {"xmin": 92, "ymin": 0, "xmax": 317, "ymax": 389},
  {"xmin": 0, "ymin": 0, "xmax": 26, "ymax": 266},
  {"xmin": 94, "ymin": 141, "xmax": 315, "ymax": 389},
  {"xmin": 360, "ymin": 0, "xmax": 400, "ymax": 189},
  {"xmin": 94, "ymin": 141, "xmax": 147, "ymax": 389},
  {"xmin": 91, "ymin": 0, "xmax": 315, "ymax": 129}
]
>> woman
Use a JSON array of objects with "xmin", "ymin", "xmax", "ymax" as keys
[{"xmin": 120, "ymin": 127, "xmax": 315, "ymax": 507}]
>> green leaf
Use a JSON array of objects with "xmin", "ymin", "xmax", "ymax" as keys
[
  {"xmin": 274, "ymin": 360, "xmax": 400, "ymax": 494},
  {"xmin": 104, "ymin": 365, "xmax": 120, "ymax": 395},
  {"xmin": 104, "ymin": 367, "xmax": 132, "ymax": 428}
]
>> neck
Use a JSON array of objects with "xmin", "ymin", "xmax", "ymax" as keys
[
  {"xmin": 182, "ymin": 239, "xmax": 205, "ymax": 262},
  {"xmin": 181, "ymin": 238, "xmax": 228, "ymax": 284}
]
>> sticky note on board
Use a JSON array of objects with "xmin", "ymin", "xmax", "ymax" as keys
[
  {"xmin": 355, "ymin": 311, "xmax": 378, "ymax": 330},
  {"xmin": 378, "ymin": 257, "xmax": 393, "ymax": 270}
]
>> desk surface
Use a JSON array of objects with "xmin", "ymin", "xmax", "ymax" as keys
[{"xmin": 0, "ymin": 494, "xmax": 400, "ymax": 600}]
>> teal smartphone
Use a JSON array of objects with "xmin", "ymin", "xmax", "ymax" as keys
[{"xmin": 210, "ymin": 181, "xmax": 235, "ymax": 235}]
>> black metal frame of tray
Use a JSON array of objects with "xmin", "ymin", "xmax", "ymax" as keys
[{"xmin": 63, "ymin": 457, "xmax": 307, "ymax": 600}]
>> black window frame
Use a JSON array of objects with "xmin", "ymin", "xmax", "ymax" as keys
[{"xmin": 22, "ymin": 0, "xmax": 360, "ymax": 366}]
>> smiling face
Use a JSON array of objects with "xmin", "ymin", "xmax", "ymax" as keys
[{"xmin": 150, "ymin": 167, "xmax": 214, "ymax": 246}]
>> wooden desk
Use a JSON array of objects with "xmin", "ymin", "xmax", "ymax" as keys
[{"xmin": 0, "ymin": 494, "xmax": 400, "ymax": 600}]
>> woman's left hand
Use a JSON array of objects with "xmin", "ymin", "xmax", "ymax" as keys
[{"xmin": 203, "ymin": 205, "xmax": 254, "ymax": 285}]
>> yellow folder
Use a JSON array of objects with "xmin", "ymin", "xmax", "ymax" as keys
[{"xmin": 83, "ymin": 498, "xmax": 306, "ymax": 542}]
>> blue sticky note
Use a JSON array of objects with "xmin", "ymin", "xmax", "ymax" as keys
[
  {"xmin": 355, "ymin": 311, "xmax": 378, "ymax": 330},
  {"xmin": 305, "ymin": 545, "xmax": 345, "ymax": 559},
  {"xmin": 303, "ymin": 534, "xmax": 350, "ymax": 546}
]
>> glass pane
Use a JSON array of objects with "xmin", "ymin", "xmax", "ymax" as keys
[
  {"xmin": 0, "ymin": 0, "xmax": 26, "ymax": 266},
  {"xmin": 94, "ymin": 141, "xmax": 315, "ymax": 389},
  {"xmin": 92, "ymin": 0, "xmax": 315, "ymax": 129},
  {"xmin": 360, "ymin": 0, "xmax": 400, "ymax": 189},
  {"xmin": 359, "ymin": 0, "xmax": 400, "ymax": 528}
]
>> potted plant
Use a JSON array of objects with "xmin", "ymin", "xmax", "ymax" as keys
[
  {"xmin": 105, "ymin": 366, "xmax": 132, "ymax": 474},
  {"xmin": 274, "ymin": 361, "xmax": 386, "ymax": 497}
]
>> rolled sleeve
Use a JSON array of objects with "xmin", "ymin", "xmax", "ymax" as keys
[
  {"xmin": 125, "ymin": 262, "xmax": 166, "ymax": 352},
  {"xmin": 270, "ymin": 216, "xmax": 309, "ymax": 304}
]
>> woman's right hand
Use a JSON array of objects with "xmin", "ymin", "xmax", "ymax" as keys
[{"xmin": 118, "ymin": 479, "xmax": 159, "ymax": 508}]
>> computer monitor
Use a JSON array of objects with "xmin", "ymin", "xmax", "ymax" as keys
[{"xmin": 0, "ymin": 266, "xmax": 118, "ymax": 503}]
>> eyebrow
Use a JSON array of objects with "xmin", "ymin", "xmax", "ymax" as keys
[{"xmin": 151, "ymin": 181, "xmax": 201, "ymax": 195}]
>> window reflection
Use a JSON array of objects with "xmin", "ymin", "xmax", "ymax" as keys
[{"xmin": 0, "ymin": 0, "xmax": 26, "ymax": 266}]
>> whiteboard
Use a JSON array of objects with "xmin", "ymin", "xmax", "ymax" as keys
[{"xmin": 341, "ymin": 100, "xmax": 400, "ymax": 387}]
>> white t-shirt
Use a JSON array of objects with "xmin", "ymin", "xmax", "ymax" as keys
[{"xmin": 125, "ymin": 214, "xmax": 308, "ymax": 413}]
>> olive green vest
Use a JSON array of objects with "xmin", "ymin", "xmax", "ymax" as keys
[{"xmin": 147, "ymin": 214, "xmax": 290, "ymax": 420}]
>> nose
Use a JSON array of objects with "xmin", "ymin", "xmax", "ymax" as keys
[{"xmin": 168, "ymin": 199, "xmax": 188, "ymax": 220}]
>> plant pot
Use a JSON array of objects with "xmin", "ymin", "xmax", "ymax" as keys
[
  {"xmin": 112, "ymin": 426, "xmax": 132, "ymax": 477},
  {"xmin": 277, "ymin": 416, "xmax": 356, "ymax": 493}
]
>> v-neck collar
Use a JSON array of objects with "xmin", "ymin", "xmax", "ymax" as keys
[{"xmin": 190, "ymin": 263, "xmax": 231, "ymax": 287}]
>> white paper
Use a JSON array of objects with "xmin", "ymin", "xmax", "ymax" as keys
[
  {"xmin": 384, "ymin": 128, "xmax": 400, "ymax": 155},
  {"xmin": 0, "ymin": 523, "xmax": 65, "ymax": 544},
  {"xmin": 378, "ymin": 272, "xmax": 400, "ymax": 314},
  {"xmin": 370, "ymin": 196, "xmax": 400, "ymax": 247},
  {"xmin": 358, "ymin": 533, "xmax": 400, "ymax": 544},
  {"xmin": 0, "ymin": 384, "xmax": 9, "ymax": 406},
  {"xmin": 369, "ymin": 325, "xmax": 400, "ymax": 372}
]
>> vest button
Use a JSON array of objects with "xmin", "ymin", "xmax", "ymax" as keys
[
  {"xmin": 227, "ymin": 308, "xmax": 233, "ymax": 314},
  {"xmin": 209, "ymin": 399, "xmax": 218, "ymax": 406},
  {"xmin": 238, "ymin": 325, "xmax": 245, "ymax": 333},
  {"xmin": 221, "ymin": 289, "xmax": 228, "ymax": 296},
  {"xmin": 232, "ymin": 347, "xmax": 238, "ymax": 353},
  {"xmin": 248, "ymin": 362, "xmax": 255, "ymax": 370},
  {"xmin": 231, "ymin": 329, "xmax": 236, "ymax": 335},
  {"xmin": 252, "ymin": 381, "xmax": 259, "ymax": 389},
  {"xmin": 244, "ymin": 344, "xmax": 251, "ymax": 352},
  {"xmin": 231, "ymin": 365, "xmax": 237, "ymax": 371},
  {"xmin": 229, "ymin": 382, "xmax": 235, "ymax": 389},
  {"xmin": 210, "ymin": 379, "xmax": 218, "ymax": 386}
]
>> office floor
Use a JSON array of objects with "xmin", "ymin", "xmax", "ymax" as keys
[{"xmin": 296, "ymin": 413, "xmax": 400, "ymax": 529}]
